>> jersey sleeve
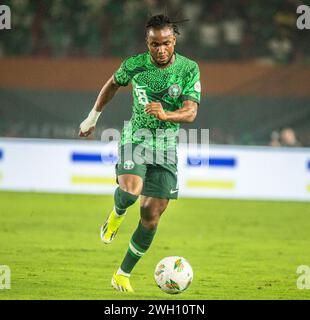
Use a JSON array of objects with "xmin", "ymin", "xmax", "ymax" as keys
[
  {"xmin": 114, "ymin": 58, "xmax": 132, "ymax": 87},
  {"xmin": 181, "ymin": 63, "xmax": 201, "ymax": 105}
]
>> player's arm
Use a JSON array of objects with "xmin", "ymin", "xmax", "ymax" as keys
[
  {"xmin": 145, "ymin": 100, "xmax": 198, "ymax": 123},
  {"xmin": 79, "ymin": 76, "xmax": 120, "ymax": 137}
]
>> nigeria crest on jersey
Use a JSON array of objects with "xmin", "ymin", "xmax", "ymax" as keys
[{"xmin": 168, "ymin": 84, "xmax": 182, "ymax": 98}]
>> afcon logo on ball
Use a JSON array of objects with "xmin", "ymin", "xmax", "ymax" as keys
[{"xmin": 154, "ymin": 256, "xmax": 193, "ymax": 294}]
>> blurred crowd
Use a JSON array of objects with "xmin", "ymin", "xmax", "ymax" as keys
[
  {"xmin": 269, "ymin": 127, "xmax": 302, "ymax": 147},
  {"xmin": 1, "ymin": 0, "xmax": 309, "ymax": 63},
  {"xmin": 209, "ymin": 127, "xmax": 305, "ymax": 147},
  {"xmin": 1, "ymin": 0, "xmax": 309, "ymax": 147}
]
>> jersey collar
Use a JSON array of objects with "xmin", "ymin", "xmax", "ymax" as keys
[{"xmin": 147, "ymin": 51, "xmax": 178, "ymax": 70}]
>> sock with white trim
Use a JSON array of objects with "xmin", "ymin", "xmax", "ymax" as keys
[
  {"xmin": 120, "ymin": 221, "xmax": 157, "ymax": 274},
  {"xmin": 116, "ymin": 268, "xmax": 131, "ymax": 277}
]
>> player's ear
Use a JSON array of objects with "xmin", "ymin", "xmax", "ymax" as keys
[
  {"xmin": 145, "ymin": 35, "xmax": 150, "ymax": 47},
  {"xmin": 173, "ymin": 35, "xmax": 176, "ymax": 46}
]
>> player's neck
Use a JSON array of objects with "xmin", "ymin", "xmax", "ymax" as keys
[{"xmin": 151, "ymin": 52, "xmax": 176, "ymax": 69}]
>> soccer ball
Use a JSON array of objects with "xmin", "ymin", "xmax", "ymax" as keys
[{"xmin": 154, "ymin": 256, "xmax": 193, "ymax": 294}]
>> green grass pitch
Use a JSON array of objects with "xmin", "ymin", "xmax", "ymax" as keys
[{"xmin": 0, "ymin": 191, "xmax": 310, "ymax": 300}]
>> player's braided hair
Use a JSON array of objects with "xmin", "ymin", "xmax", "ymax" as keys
[{"xmin": 146, "ymin": 14, "xmax": 188, "ymax": 36}]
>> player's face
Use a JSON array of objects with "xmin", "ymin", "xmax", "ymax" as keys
[{"xmin": 146, "ymin": 27, "xmax": 176, "ymax": 67}]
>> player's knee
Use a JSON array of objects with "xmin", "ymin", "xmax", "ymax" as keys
[
  {"xmin": 114, "ymin": 187, "xmax": 139, "ymax": 209},
  {"xmin": 118, "ymin": 175, "xmax": 143, "ymax": 196},
  {"xmin": 120, "ymin": 185, "xmax": 141, "ymax": 196},
  {"xmin": 140, "ymin": 207, "xmax": 162, "ymax": 229},
  {"xmin": 141, "ymin": 217, "xmax": 159, "ymax": 230}
]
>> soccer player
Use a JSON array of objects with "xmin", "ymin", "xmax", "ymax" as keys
[{"xmin": 79, "ymin": 14, "xmax": 201, "ymax": 292}]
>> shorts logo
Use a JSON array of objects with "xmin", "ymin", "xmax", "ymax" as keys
[
  {"xmin": 194, "ymin": 81, "xmax": 201, "ymax": 93},
  {"xmin": 168, "ymin": 84, "xmax": 182, "ymax": 98},
  {"xmin": 123, "ymin": 160, "xmax": 135, "ymax": 170}
]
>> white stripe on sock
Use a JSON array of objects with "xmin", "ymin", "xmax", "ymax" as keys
[{"xmin": 129, "ymin": 241, "xmax": 144, "ymax": 257}]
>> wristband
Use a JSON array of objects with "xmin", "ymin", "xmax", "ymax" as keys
[{"xmin": 80, "ymin": 109, "xmax": 101, "ymax": 132}]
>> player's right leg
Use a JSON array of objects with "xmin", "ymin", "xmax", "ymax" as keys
[
  {"xmin": 101, "ymin": 174, "xmax": 143, "ymax": 244},
  {"xmin": 101, "ymin": 143, "xmax": 146, "ymax": 244}
]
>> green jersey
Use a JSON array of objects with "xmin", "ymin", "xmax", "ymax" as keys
[{"xmin": 114, "ymin": 51, "xmax": 201, "ymax": 151}]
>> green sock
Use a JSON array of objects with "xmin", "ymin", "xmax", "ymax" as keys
[
  {"xmin": 114, "ymin": 187, "xmax": 138, "ymax": 215},
  {"xmin": 120, "ymin": 221, "xmax": 157, "ymax": 274}
]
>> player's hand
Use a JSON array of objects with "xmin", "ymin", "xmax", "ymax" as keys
[
  {"xmin": 79, "ymin": 125, "xmax": 95, "ymax": 137},
  {"xmin": 79, "ymin": 109, "xmax": 101, "ymax": 138},
  {"xmin": 145, "ymin": 102, "xmax": 168, "ymax": 121},
  {"xmin": 79, "ymin": 116, "xmax": 95, "ymax": 137}
]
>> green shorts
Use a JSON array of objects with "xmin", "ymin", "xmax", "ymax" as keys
[{"xmin": 115, "ymin": 143, "xmax": 179, "ymax": 200}]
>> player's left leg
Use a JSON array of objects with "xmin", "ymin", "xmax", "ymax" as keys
[{"xmin": 112, "ymin": 196, "xmax": 169, "ymax": 292}]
